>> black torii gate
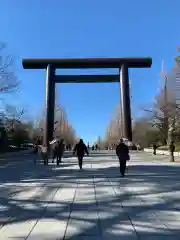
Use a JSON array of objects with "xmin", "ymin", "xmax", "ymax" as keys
[{"xmin": 22, "ymin": 58, "xmax": 152, "ymax": 146}]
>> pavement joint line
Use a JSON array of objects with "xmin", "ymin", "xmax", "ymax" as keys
[
  {"xmin": 0, "ymin": 151, "xmax": 180, "ymax": 239},
  {"xmin": 24, "ymin": 186, "xmax": 60, "ymax": 240},
  {"xmin": 0, "ymin": 163, "xmax": 53, "ymax": 231},
  {"xmin": 0, "ymin": 182, "xmax": 47, "ymax": 231},
  {"xmin": 62, "ymin": 179, "xmax": 78, "ymax": 240},
  {"xmin": 107, "ymin": 176, "xmax": 141, "ymax": 240},
  {"xmin": 132, "ymin": 188, "xmax": 180, "ymax": 237},
  {"xmin": 108, "ymin": 174, "xmax": 180, "ymax": 238},
  {"xmin": 93, "ymin": 174, "xmax": 102, "ymax": 237}
]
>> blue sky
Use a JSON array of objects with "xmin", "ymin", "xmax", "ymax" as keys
[{"xmin": 0, "ymin": 0, "xmax": 180, "ymax": 144}]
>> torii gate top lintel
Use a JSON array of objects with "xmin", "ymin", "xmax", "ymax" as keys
[{"xmin": 22, "ymin": 57, "xmax": 152, "ymax": 69}]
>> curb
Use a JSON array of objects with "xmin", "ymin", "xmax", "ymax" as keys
[{"xmin": 144, "ymin": 148, "xmax": 180, "ymax": 157}]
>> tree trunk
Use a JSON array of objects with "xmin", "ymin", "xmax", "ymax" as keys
[{"xmin": 167, "ymin": 119, "xmax": 175, "ymax": 162}]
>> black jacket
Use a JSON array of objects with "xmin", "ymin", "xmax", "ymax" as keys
[
  {"xmin": 116, "ymin": 143, "xmax": 129, "ymax": 161},
  {"xmin": 73, "ymin": 143, "xmax": 89, "ymax": 156}
]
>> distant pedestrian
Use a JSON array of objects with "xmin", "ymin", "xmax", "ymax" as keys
[
  {"xmin": 73, "ymin": 139, "xmax": 89, "ymax": 169},
  {"xmin": 87, "ymin": 143, "xmax": 90, "ymax": 150},
  {"xmin": 41, "ymin": 145, "xmax": 49, "ymax": 165},
  {"xmin": 153, "ymin": 144, "xmax": 157, "ymax": 155},
  {"xmin": 33, "ymin": 144, "xmax": 39, "ymax": 164},
  {"xmin": 56, "ymin": 139, "xmax": 65, "ymax": 165},
  {"xmin": 52, "ymin": 143, "xmax": 58, "ymax": 163},
  {"xmin": 169, "ymin": 141, "xmax": 175, "ymax": 162},
  {"xmin": 137, "ymin": 144, "xmax": 140, "ymax": 151},
  {"xmin": 116, "ymin": 139, "xmax": 130, "ymax": 177}
]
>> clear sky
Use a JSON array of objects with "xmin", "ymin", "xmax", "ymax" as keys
[{"xmin": 0, "ymin": 0, "xmax": 180, "ymax": 144}]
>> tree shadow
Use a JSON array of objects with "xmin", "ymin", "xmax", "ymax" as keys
[{"xmin": 0, "ymin": 152, "xmax": 180, "ymax": 239}]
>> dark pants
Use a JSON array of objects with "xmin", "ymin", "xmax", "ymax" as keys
[
  {"xmin": 170, "ymin": 151, "xmax": 174, "ymax": 162},
  {"xmin": 153, "ymin": 149, "xmax": 156, "ymax": 155},
  {"xmin": 58, "ymin": 154, "xmax": 62, "ymax": 162},
  {"xmin": 52, "ymin": 151, "xmax": 56, "ymax": 163},
  {"xmin": 119, "ymin": 160, "xmax": 127, "ymax": 177},
  {"xmin": 78, "ymin": 155, "xmax": 83, "ymax": 169},
  {"xmin": 57, "ymin": 154, "xmax": 62, "ymax": 165},
  {"xmin": 42, "ymin": 152, "xmax": 48, "ymax": 165},
  {"xmin": 52, "ymin": 151, "xmax": 62, "ymax": 165}
]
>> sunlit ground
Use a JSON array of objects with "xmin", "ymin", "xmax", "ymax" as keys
[{"xmin": 0, "ymin": 151, "xmax": 179, "ymax": 239}]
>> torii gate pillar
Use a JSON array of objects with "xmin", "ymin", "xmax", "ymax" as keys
[
  {"xmin": 120, "ymin": 64, "xmax": 132, "ymax": 140},
  {"xmin": 45, "ymin": 64, "xmax": 55, "ymax": 146}
]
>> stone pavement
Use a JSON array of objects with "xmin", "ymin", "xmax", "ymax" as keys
[{"xmin": 0, "ymin": 151, "xmax": 180, "ymax": 239}]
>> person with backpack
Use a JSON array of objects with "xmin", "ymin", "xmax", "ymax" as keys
[
  {"xmin": 116, "ymin": 138, "xmax": 130, "ymax": 177},
  {"xmin": 73, "ymin": 139, "xmax": 89, "ymax": 169}
]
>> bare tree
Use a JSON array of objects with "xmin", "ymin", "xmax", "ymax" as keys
[
  {"xmin": 105, "ymin": 105, "xmax": 122, "ymax": 148},
  {"xmin": 35, "ymin": 87, "xmax": 76, "ymax": 146},
  {"xmin": 132, "ymin": 117, "xmax": 161, "ymax": 147},
  {"xmin": 143, "ymin": 64, "xmax": 180, "ymax": 146},
  {"xmin": 94, "ymin": 136, "xmax": 107, "ymax": 150},
  {"xmin": 0, "ymin": 104, "xmax": 26, "ymax": 148},
  {"xmin": 0, "ymin": 43, "xmax": 19, "ymax": 93},
  {"xmin": 54, "ymin": 104, "xmax": 76, "ymax": 146},
  {"xmin": 3, "ymin": 104, "xmax": 25, "ymax": 132}
]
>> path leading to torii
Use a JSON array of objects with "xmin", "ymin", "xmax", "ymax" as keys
[{"xmin": 0, "ymin": 151, "xmax": 180, "ymax": 239}]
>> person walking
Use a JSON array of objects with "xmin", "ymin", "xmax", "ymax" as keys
[
  {"xmin": 153, "ymin": 144, "xmax": 157, "ymax": 155},
  {"xmin": 116, "ymin": 139, "xmax": 130, "ymax": 177},
  {"xmin": 73, "ymin": 139, "xmax": 89, "ymax": 169},
  {"xmin": 33, "ymin": 144, "xmax": 39, "ymax": 164},
  {"xmin": 169, "ymin": 141, "xmax": 175, "ymax": 162},
  {"xmin": 137, "ymin": 143, "xmax": 140, "ymax": 151},
  {"xmin": 40, "ymin": 145, "xmax": 49, "ymax": 165},
  {"xmin": 56, "ymin": 139, "xmax": 65, "ymax": 165},
  {"xmin": 52, "ymin": 142, "xmax": 58, "ymax": 163}
]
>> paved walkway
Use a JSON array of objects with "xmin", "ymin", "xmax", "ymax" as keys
[{"xmin": 0, "ymin": 151, "xmax": 180, "ymax": 239}]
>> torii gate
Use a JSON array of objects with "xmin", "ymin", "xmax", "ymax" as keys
[{"xmin": 22, "ymin": 58, "xmax": 152, "ymax": 146}]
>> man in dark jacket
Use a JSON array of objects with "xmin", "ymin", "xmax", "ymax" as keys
[
  {"xmin": 153, "ymin": 144, "xmax": 157, "ymax": 155},
  {"xmin": 116, "ymin": 139, "xmax": 130, "ymax": 177},
  {"xmin": 169, "ymin": 141, "xmax": 175, "ymax": 162},
  {"xmin": 73, "ymin": 139, "xmax": 89, "ymax": 169}
]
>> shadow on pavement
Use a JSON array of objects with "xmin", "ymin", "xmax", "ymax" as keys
[{"xmin": 0, "ymin": 152, "xmax": 180, "ymax": 239}]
